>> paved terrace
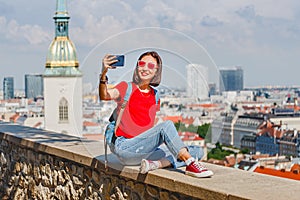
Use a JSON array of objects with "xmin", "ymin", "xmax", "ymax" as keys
[{"xmin": 1, "ymin": 122, "xmax": 300, "ymax": 199}]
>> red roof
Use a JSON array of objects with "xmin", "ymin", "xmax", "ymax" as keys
[
  {"xmin": 83, "ymin": 112, "xmax": 97, "ymax": 118},
  {"xmin": 207, "ymin": 158, "xmax": 226, "ymax": 166},
  {"xmin": 285, "ymin": 105, "xmax": 300, "ymax": 111},
  {"xmin": 187, "ymin": 103, "xmax": 218, "ymax": 109},
  {"xmin": 163, "ymin": 116, "xmax": 182, "ymax": 123},
  {"xmin": 181, "ymin": 116, "xmax": 195, "ymax": 125},
  {"xmin": 254, "ymin": 164, "xmax": 300, "ymax": 181},
  {"xmin": 257, "ymin": 120, "xmax": 285, "ymax": 138},
  {"xmin": 199, "ymin": 103, "xmax": 218, "ymax": 108},
  {"xmin": 9, "ymin": 114, "xmax": 19, "ymax": 123},
  {"xmin": 0, "ymin": 99, "xmax": 21, "ymax": 104},
  {"xmin": 83, "ymin": 134, "xmax": 104, "ymax": 141},
  {"xmin": 83, "ymin": 121, "xmax": 99, "ymax": 127},
  {"xmin": 33, "ymin": 122, "xmax": 42, "ymax": 128},
  {"xmin": 178, "ymin": 132, "xmax": 203, "ymax": 141},
  {"xmin": 251, "ymin": 154, "xmax": 270, "ymax": 160}
]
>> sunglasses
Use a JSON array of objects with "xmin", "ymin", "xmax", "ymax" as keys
[{"xmin": 137, "ymin": 60, "xmax": 158, "ymax": 70}]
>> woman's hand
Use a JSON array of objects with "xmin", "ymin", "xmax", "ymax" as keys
[
  {"xmin": 102, "ymin": 54, "xmax": 118, "ymax": 74},
  {"xmin": 99, "ymin": 54, "xmax": 120, "ymax": 101}
]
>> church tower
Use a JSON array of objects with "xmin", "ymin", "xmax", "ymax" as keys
[{"xmin": 44, "ymin": 0, "xmax": 82, "ymax": 136}]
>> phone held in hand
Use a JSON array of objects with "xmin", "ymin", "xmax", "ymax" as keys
[{"xmin": 111, "ymin": 55, "xmax": 125, "ymax": 67}]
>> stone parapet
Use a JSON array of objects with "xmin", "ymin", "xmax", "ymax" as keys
[{"xmin": 1, "ymin": 122, "xmax": 300, "ymax": 200}]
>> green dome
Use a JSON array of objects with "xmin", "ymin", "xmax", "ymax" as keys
[
  {"xmin": 45, "ymin": 36, "xmax": 79, "ymax": 68},
  {"xmin": 44, "ymin": 0, "xmax": 82, "ymax": 76}
]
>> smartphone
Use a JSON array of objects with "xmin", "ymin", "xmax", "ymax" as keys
[{"xmin": 111, "ymin": 55, "xmax": 125, "ymax": 67}]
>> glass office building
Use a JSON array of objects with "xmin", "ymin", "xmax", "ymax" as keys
[
  {"xmin": 219, "ymin": 67, "xmax": 244, "ymax": 91},
  {"xmin": 3, "ymin": 77, "xmax": 14, "ymax": 100},
  {"xmin": 25, "ymin": 74, "xmax": 44, "ymax": 99}
]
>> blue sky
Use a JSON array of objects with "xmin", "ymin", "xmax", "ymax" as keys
[{"xmin": 1, "ymin": 0, "xmax": 300, "ymax": 90}]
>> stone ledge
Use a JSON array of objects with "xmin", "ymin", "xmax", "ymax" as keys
[{"xmin": 1, "ymin": 122, "xmax": 300, "ymax": 200}]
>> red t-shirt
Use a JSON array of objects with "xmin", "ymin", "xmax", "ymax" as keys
[{"xmin": 114, "ymin": 81, "xmax": 160, "ymax": 138}]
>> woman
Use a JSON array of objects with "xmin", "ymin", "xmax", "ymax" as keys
[{"xmin": 99, "ymin": 51, "xmax": 213, "ymax": 178}]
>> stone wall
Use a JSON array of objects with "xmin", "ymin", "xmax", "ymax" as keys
[
  {"xmin": 0, "ymin": 124, "xmax": 198, "ymax": 200},
  {"xmin": 0, "ymin": 140, "xmax": 196, "ymax": 200},
  {"xmin": 2, "ymin": 122, "xmax": 300, "ymax": 200}
]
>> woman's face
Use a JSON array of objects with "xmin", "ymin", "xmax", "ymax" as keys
[{"xmin": 137, "ymin": 55, "xmax": 158, "ymax": 84}]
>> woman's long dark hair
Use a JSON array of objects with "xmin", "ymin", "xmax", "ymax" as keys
[{"xmin": 132, "ymin": 51, "xmax": 162, "ymax": 87}]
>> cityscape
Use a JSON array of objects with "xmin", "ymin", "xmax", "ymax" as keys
[{"xmin": 1, "ymin": 0, "xmax": 300, "ymax": 199}]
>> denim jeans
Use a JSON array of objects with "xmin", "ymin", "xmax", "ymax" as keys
[{"xmin": 112, "ymin": 120, "xmax": 204, "ymax": 168}]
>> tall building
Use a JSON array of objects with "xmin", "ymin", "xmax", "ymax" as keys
[
  {"xmin": 208, "ymin": 83, "xmax": 217, "ymax": 96},
  {"xmin": 219, "ymin": 67, "xmax": 243, "ymax": 92},
  {"xmin": 43, "ymin": 0, "xmax": 82, "ymax": 136},
  {"xmin": 25, "ymin": 74, "xmax": 43, "ymax": 99},
  {"xmin": 3, "ymin": 77, "xmax": 14, "ymax": 100},
  {"xmin": 186, "ymin": 64, "xmax": 209, "ymax": 100}
]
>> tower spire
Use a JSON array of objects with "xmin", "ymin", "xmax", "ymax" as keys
[
  {"xmin": 56, "ymin": 0, "xmax": 68, "ymax": 15},
  {"xmin": 44, "ymin": 0, "xmax": 80, "ymax": 71},
  {"xmin": 54, "ymin": 0, "xmax": 70, "ymax": 37}
]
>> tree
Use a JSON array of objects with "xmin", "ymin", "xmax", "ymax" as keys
[
  {"xmin": 207, "ymin": 142, "xmax": 235, "ymax": 160},
  {"xmin": 240, "ymin": 148, "xmax": 250, "ymax": 154},
  {"xmin": 174, "ymin": 121, "xmax": 184, "ymax": 131},
  {"xmin": 174, "ymin": 122, "xmax": 212, "ymax": 142},
  {"xmin": 197, "ymin": 123, "xmax": 210, "ymax": 139}
]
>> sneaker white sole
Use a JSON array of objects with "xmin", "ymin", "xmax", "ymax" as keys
[
  {"xmin": 185, "ymin": 170, "xmax": 214, "ymax": 178},
  {"xmin": 140, "ymin": 159, "xmax": 149, "ymax": 174}
]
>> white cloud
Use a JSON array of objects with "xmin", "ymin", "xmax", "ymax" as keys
[
  {"xmin": 71, "ymin": 15, "xmax": 125, "ymax": 46},
  {"xmin": 201, "ymin": 16, "xmax": 223, "ymax": 27},
  {"xmin": 66, "ymin": 0, "xmax": 296, "ymax": 55},
  {"xmin": 250, "ymin": 0, "xmax": 300, "ymax": 20},
  {"xmin": 0, "ymin": 16, "xmax": 7, "ymax": 31},
  {"xmin": 236, "ymin": 5, "xmax": 256, "ymax": 21},
  {"xmin": 0, "ymin": 16, "xmax": 51, "ymax": 45},
  {"xmin": 2, "ymin": 0, "xmax": 300, "ymax": 88},
  {"xmin": 143, "ymin": 0, "xmax": 193, "ymax": 31},
  {"xmin": 20, "ymin": 24, "xmax": 51, "ymax": 45}
]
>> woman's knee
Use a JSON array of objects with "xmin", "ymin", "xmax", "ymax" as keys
[
  {"xmin": 165, "ymin": 120, "xmax": 173, "ymax": 125},
  {"xmin": 164, "ymin": 120, "xmax": 175, "ymax": 128}
]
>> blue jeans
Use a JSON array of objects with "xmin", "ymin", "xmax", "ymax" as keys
[{"xmin": 112, "ymin": 120, "xmax": 204, "ymax": 168}]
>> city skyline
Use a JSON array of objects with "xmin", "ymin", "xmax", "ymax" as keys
[{"xmin": 1, "ymin": 0, "xmax": 300, "ymax": 89}]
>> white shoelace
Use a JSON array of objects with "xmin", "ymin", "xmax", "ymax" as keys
[{"xmin": 193, "ymin": 162, "xmax": 207, "ymax": 171}]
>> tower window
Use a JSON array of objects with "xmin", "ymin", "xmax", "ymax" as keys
[{"xmin": 59, "ymin": 97, "xmax": 68, "ymax": 123}]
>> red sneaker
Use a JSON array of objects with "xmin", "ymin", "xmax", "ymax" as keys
[{"xmin": 186, "ymin": 161, "xmax": 214, "ymax": 178}]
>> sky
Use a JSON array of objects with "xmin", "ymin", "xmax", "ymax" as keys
[{"xmin": 1, "ymin": 0, "xmax": 300, "ymax": 90}]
